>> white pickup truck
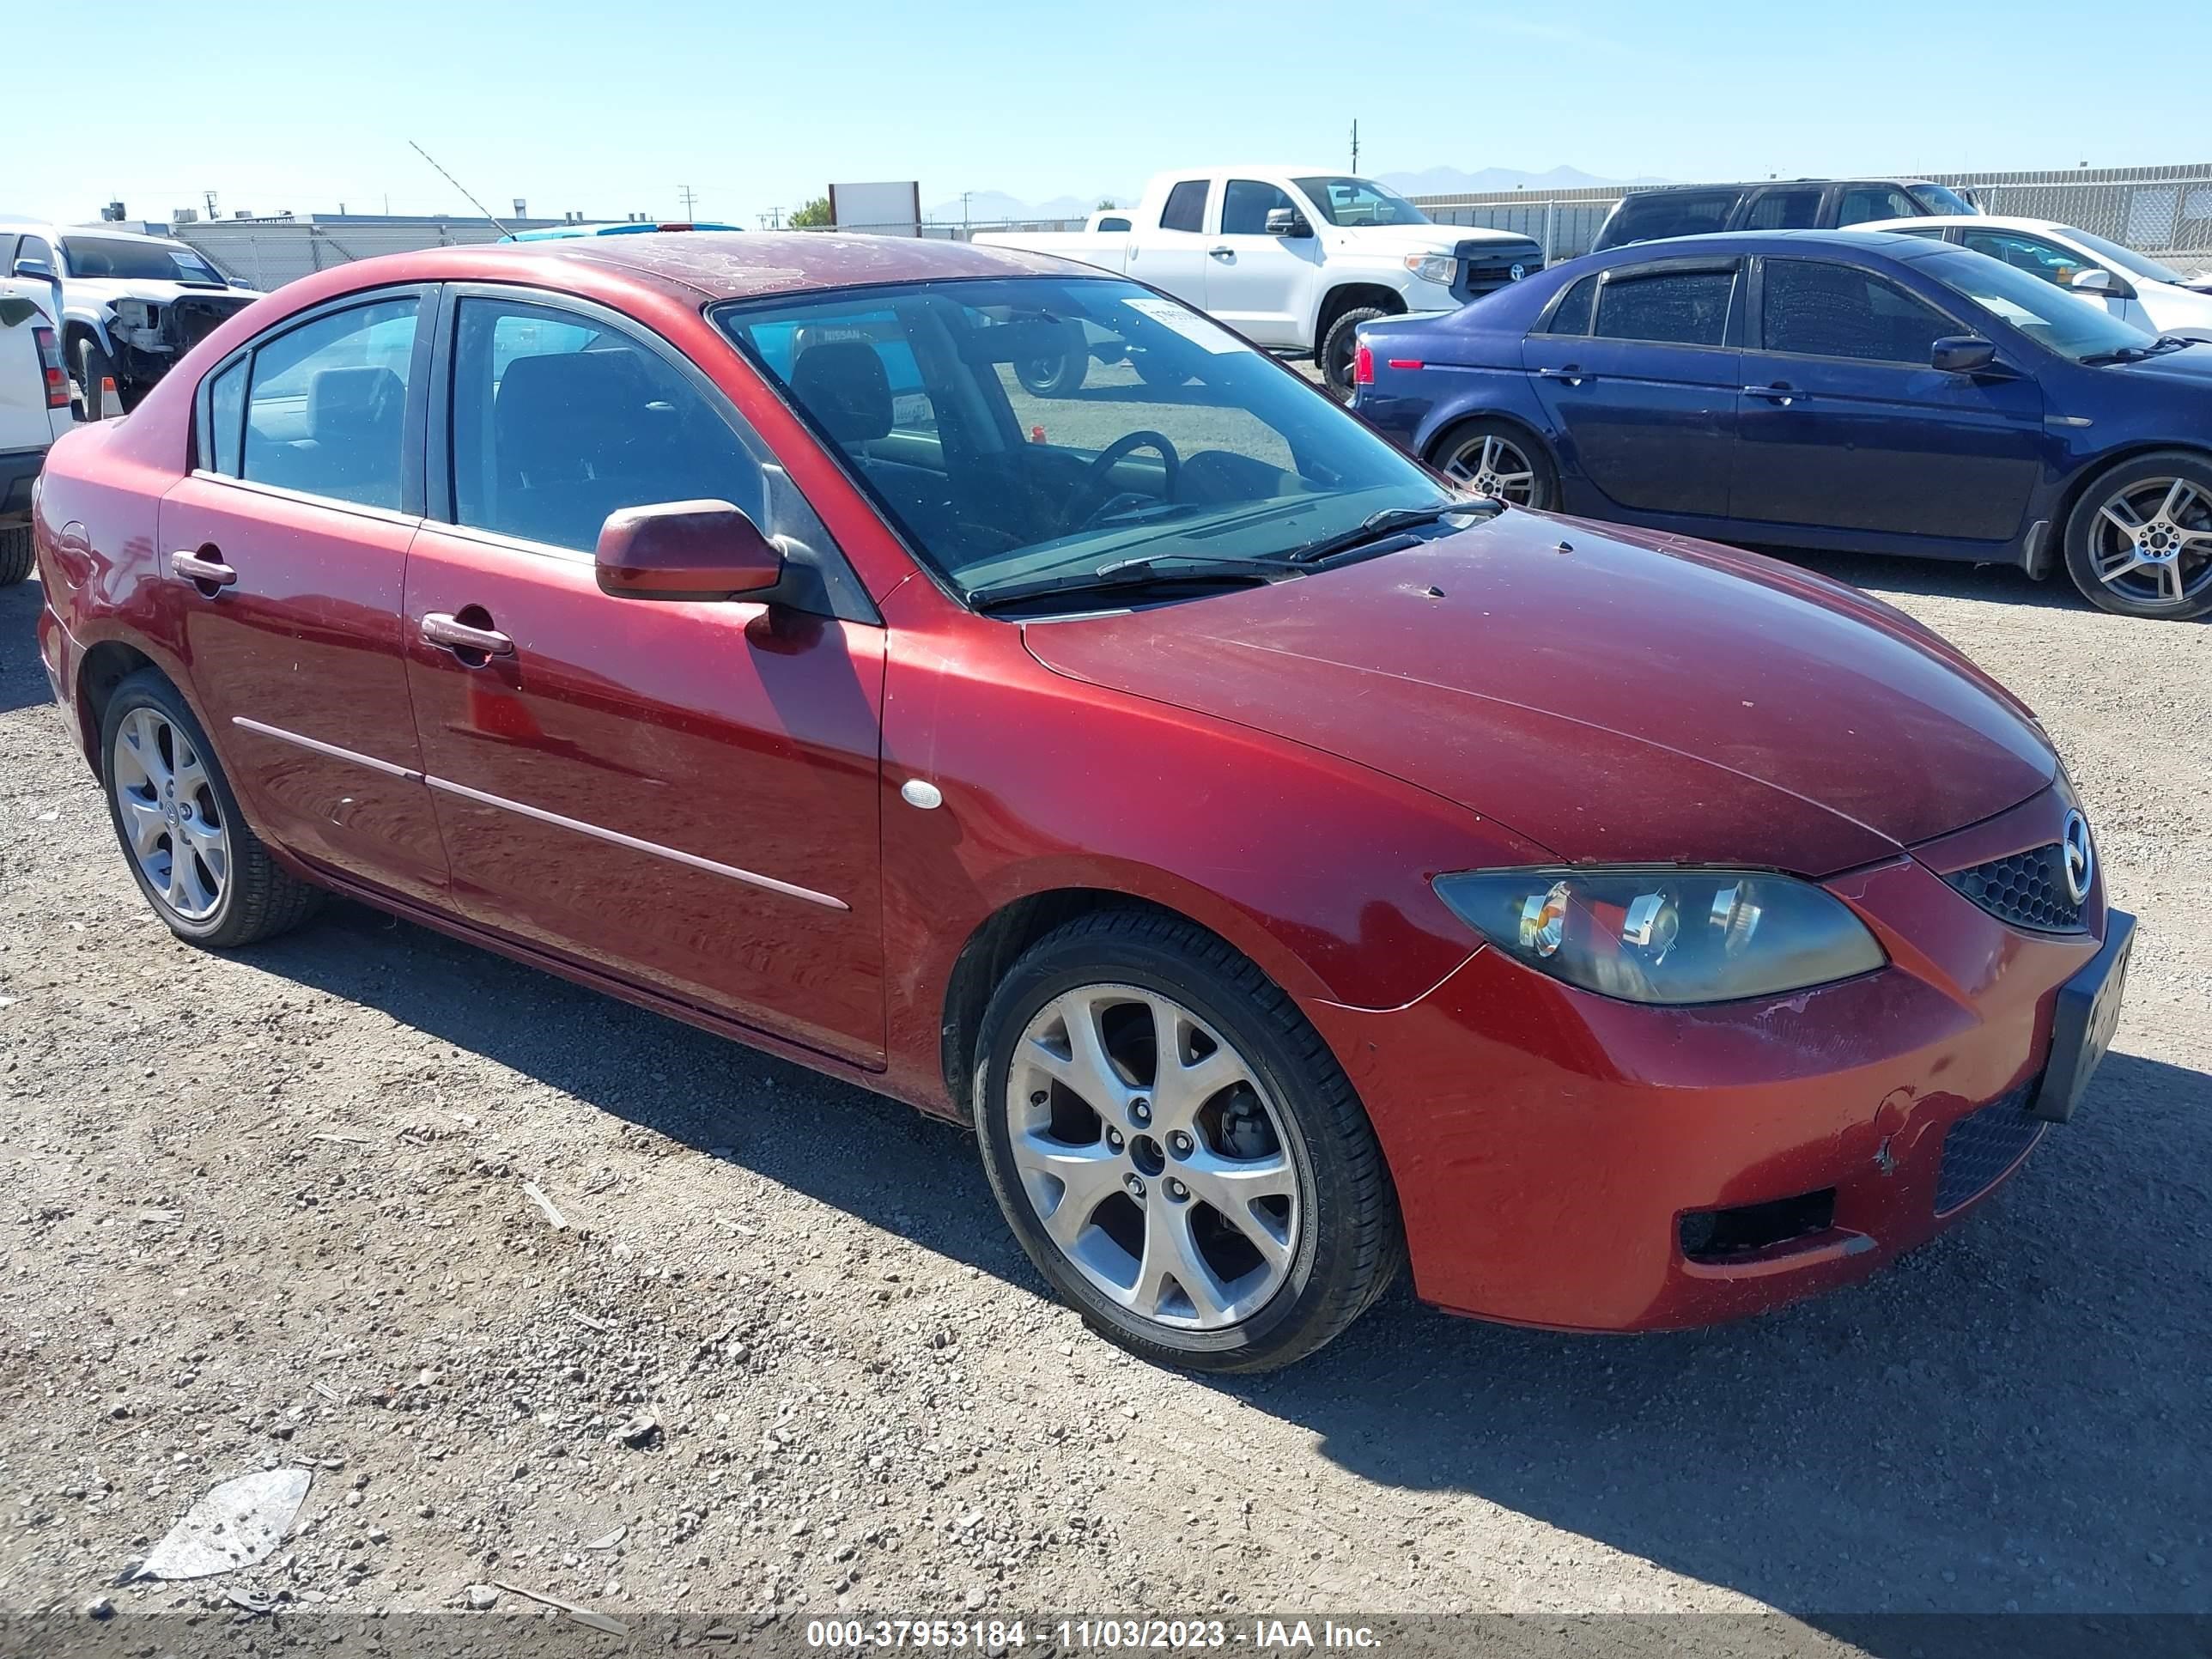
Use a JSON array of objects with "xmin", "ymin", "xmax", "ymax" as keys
[{"xmin": 975, "ymin": 167, "xmax": 1543, "ymax": 394}]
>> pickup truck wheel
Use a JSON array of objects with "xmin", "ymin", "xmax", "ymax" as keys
[
  {"xmin": 1319, "ymin": 307, "xmax": 1388, "ymax": 399},
  {"xmin": 1014, "ymin": 326, "xmax": 1089, "ymax": 398},
  {"xmin": 0, "ymin": 525, "xmax": 33, "ymax": 587},
  {"xmin": 76, "ymin": 336, "xmax": 118, "ymax": 417},
  {"xmin": 1126, "ymin": 349, "xmax": 1188, "ymax": 389}
]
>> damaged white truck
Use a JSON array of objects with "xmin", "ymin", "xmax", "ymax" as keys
[{"xmin": 2, "ymin": 221, "xmax": 259, "ymax": 412}]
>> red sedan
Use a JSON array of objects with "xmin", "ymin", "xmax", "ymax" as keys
[{"xmin": 28, "ymin": 233, "xmax": 2132, "ymax": 1371}]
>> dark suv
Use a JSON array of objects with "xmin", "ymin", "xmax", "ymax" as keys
[{"xmin": 1591, "ymin": 179, "xmax": 1978, "ymax": 252}]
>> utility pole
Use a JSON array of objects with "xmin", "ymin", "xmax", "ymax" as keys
[
  {"xmin": 678, "ymin": 184, "xmax": 698, "ymax": 218},
  {"xmin": 961, "ymin": 191, "xmax": 973, "ymax": 228},
  {"xmin": 1350, "ymin": 118, "xmax": 1359, "ymax": 173},
  {"xmin": 204, "ymin": 189, "xmax": 218, "ymax": 220}
]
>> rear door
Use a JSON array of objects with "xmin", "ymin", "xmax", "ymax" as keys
[
  {"xmin": 155, "ymin": 286, "xmax": 450, "ymax": 905},
  {"xmin": 1522, "ymin": 258, "xmax": 1743, "ymax": 519},
  {"xmin": 401, "ymin": 287, "xmax": 888, "ymax": 1066},
  {"xmin": 1203, "ymin": 179, "xmax": 1319, "ymax": 348},
  {"xmin": 1128, "ymin": 178, "xmax": 1215, "ymax": 308},
  {"xmin": 1731, "ymin": 255, "xmax": 2045, "ymax": 544}
]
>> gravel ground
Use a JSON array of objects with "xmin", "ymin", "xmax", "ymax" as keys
[{"xmin": 0, "ymin": 544, "xmax": 2206, "ymax": 1649}]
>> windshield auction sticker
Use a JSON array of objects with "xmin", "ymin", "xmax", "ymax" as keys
[{"xmin": 1122, "ymin": 296, "xmax": 1243, "ymax": 353}]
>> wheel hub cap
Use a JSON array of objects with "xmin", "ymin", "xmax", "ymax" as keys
[
  {"xmin": 111, "ymin": 707, "xmax": 230, "ymax": 923},
  {"xmin": 2094, "ymin": 477, "xmax": 2210, "ymax": 608},
  {"xmin": 1006, "ymin": 985, "xmax": 1301, "ymax": 1331}
]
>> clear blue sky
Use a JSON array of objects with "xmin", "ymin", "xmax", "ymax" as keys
[{"xmin": 18, "ymin": 0, "xmax": 2211, "ymax": 227}]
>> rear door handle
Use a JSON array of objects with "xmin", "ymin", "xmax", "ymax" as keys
[
  {"xmin": 421, "ymin": 612, "xmax": 514, "ymax": 659},
  {"xmin": 1744, "ymin": 384, "xmax": 1802, "ymax": 404},
  {"xmin": 168, "ymin": 549, "xmax": 237, "ymax": 589},
  {"xmin": 1536, "ymin": 367, "xmax": 1591, "ymax": 386},
  {"xmin": 1209, "ymin": 246, "xmax": 1235, "ymax": 259}
]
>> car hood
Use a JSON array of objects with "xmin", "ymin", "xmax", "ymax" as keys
[
  {"xmin": 69, "ymin": 277, "xmax": 252, "ymax": 307},
  {"xmin": 1332, "ymin": 223, "xmax": 1533, "ymax": 257},
  {"xmin": 1020, "ymin": 511, "xmax": 2057, "ymax": 877},
  {"xmin": 2107, "ymin": 338, "xmax": 2212, "ymax": 383}
]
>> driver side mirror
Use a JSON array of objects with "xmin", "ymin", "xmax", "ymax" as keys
[
  {"xmin": 11, "ymin": 257, "xmax": 56, "ymax": 282},
  {"xmin": 1264, "ymin": 207, "xmax": 1314, "ymax": 239},
  {"xmin": 595, "ymin": 500, "xmax": 784, "ymax": 602},
  {"xmin": 1930, "ymin": 335, "xmax": 1999, "ymax": 374}
]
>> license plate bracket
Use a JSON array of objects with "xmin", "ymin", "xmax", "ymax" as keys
[{"xmin": 2030, "ymin": 909, "xmax": 2134, "ymax": 1124}]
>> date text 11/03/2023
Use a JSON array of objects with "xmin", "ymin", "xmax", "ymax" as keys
[{"xmin": 805, "ymin": 1620, "xmax": 1384, "ymax": 1650}]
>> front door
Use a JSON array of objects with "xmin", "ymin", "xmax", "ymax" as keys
[
  {"xmin": 1732, "ymin": 256, "xmax": 2045, "ymax": 545},
  {"xmin": 156, "ymin": 288, "xmax": 449, "ymax": 905},
  {"xmin": 1522, "ymin": 259, "xmax": 1742, "ymax": 519},
  {"xmin": 401, "ymin": 291, "xmax": 888, "ymax": 1066},
  {"xmin": 1204, "ymin": 179, "xmax": 1319, "ymax": 348}
]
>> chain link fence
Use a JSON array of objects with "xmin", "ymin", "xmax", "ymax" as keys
[{"xmin": 1413, "ymin": 163, "xmax": 2212, "ymax": 276}]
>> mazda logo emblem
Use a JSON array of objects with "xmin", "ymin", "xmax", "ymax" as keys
[
  {"xmin": 1509, "ymin": 263, "xmax": 1526, "ymax": 281},
  {"xmin": 2062, "ymin": 810, "xmax": 2094, "ymax": 906}
]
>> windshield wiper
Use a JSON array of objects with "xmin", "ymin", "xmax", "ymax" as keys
[
  {"xmin": 968, "ymin": 555, "xmax": 1288, "ymax": 613},
  {"xmin": 1284, "ymin": 501, "xmax": 1484, "ymax": 566},
  {"xmin": 2080, "ymin": 340, "xmax": 2164, "ymax": 365}
]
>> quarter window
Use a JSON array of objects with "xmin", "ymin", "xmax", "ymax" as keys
[
  {"xmin": 1159, "ymin": 180, "xmax": 1209, "ymax": 234},
  {"xmin": 448, "ymin": 297, "xmax": 763, "ymax": 554},
  {"xmin": 1540, "ymin": 274, "xmax": 1599, "ymax": 336},
  {"xmin": 240, "ymin": 297, "xmax": 417, "ymax": 510},
  {"xmin": 1221, "ymin": 179, "xmax": 1300, "ymax": 236},
  {"xmin": 1592, "ymin": 267, "xmax": 1738, "ymax": 346},
  {"xmin": 1761, "ymin": 260, "xmax": 1955, "ymax": 362},
  {"xmin": 206, "ymin": 358, "xmax": 246, "ymax": 476}
]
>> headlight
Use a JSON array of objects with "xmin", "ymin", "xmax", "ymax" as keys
[
  {"xmin": 1431, "ymin": 868, "xmax": 1886, "ymax": 1005},
  {"xmin": 1403, "ymin": 253, "xmax": 1457, "ymax": 287}
]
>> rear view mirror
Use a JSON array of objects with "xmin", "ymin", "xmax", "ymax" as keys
[
  {"xmin": 1930, "ymin": 335, "xmax": 1998, "ymax": 374},
  {"xmin": 595, "ymin": 500, "xmax": 784, "ymax": 602},
  {"xmin": 1265, "ymin": 208, "xmax": 1314, "ymax": 239}
]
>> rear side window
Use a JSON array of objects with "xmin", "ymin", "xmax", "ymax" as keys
[
  {"xmin": 1159, "ymin": 180, "xmax": 1209, "ymax": 234},
  {"xmin": 241, "ymin": 297, "xmax": 417, "ymax": 510},
  {"xmin": 1097, "ymin": 216, "xmax": 1132, "ymax": 232},
  {"xmin": 1744, "ymin": 189, "xmax": 1822, "ymax": 231},
  {"xmin": 1592, "ymin": 268, "xmax": 1737, "ymax": 346},
  {"xmin": 1600, "ymin": 190, "xmax": 1741, "ymax": 248},
  {"xmin": 1836, "ymin": 185, "xmax": 1921, "ymax": 227},
  {"xmin": 449, "ymin": 296, "xmax": 763, "ymax": 554},
  {"xmin": 1540, "ymin": 274, "xmax": 1599, "ymax": 335},
  {"xmin": 1760, "ymin": 260, "xmax": 1955, "ymax": 362}
]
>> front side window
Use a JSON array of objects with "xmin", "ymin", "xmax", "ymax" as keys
[
  {"xmin": 2057, "ymin": 225, "xmax": 2188, "ymax": 287},
  {"xmin": 1920, "ymin": 248, "xmax": 2159, "ymax": 363},
  {"xmin": 1291, "ymin": 177, "xmax": 1431, "ymax": 228},
  {"xmin": 241, "ymin": 297, "xmax": 417, "ymax": 509},
  {"xmin": 720, "ymin": 276, "xmax": 1453, "ymax": 605},
  {"xmin": 1158, "ymin": 181, "xmax": 1209, "ymax": 234},
  {"xmin": 17, "ymin": 235, "xmax": 56, "ymax": 271},
  {"xmin": 1906, "ymin": 183, "xmax": 1977, "ymax": 216},
  {"xmin": 1593, "ymin": 267, "xmax": 1738, "ymax": 346},
  {"xmin": 1222, "ymin": 179, "xmax": 1301, "ymax": 236},
  {"xmin": 1836, "ymin": 186, "xmax": 1921, "ymax": 227},
  {"xmin": 449, "ymin": 297, "xmax": 763, "ymax": 553},
  {"xmin": 61, "ymin": 235, "xmax": 227, "ymax": 286},
  {"xmin": 1958, "ymin": 228, "xmax": 2096, "ymax": 290},
  {"xmin": 1744, "ymin": 189, "xmax": 1822, "ymax": 231},
  {"xmin": 1760, "ymin": 260, "xmax": 1955, "ymax": 362}
]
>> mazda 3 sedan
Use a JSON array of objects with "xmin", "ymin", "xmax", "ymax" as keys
[
  {"xmin": 31, "ymin": 234, "xmax": 2132, "ymax": 1371},
  {"xmin": 1352, "ymin": 229, "xmax": 2212, "ymax": 620}
]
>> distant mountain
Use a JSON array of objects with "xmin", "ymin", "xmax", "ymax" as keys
[
  {"xmin": 921, "ymin": 190, "xmax": 1132, "ymax": 225},
  {"xmin": 1377, "ymin": 165, "xmax": 1672, "ymax": 197}
]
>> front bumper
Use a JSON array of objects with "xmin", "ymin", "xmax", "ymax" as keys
[{"xmin": 1305, "ymin": 787, "xmax": 2117, "ymax": 1332}]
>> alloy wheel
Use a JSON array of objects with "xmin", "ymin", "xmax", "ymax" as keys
[
  {"xmin": 1004, "ymin": 985, "xmax": 1302, "ymax": 1331},
  {"xmin": 2087, "ymin": 476, "xmax": 2212, "ymax": 611},
  {"xmin": 1442, "ymin": 432, "xmax": 1539, "ymax": 505},
  {"xmin": 110, "ymin": 706, "xmax": 230, "ymax": 923}
]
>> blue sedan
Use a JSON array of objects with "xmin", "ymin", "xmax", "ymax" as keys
[{"xmin": 1352, "ymin": 229, "xmax": 2212, "ymax": 619}]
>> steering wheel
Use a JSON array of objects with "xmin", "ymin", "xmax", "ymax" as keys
[{"xmin": 1063, "ymin": 430, "xmax": 1181, "ymax": 533}]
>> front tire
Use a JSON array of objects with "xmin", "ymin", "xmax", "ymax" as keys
[
  {"xmin": 75, "ymin": 334, "xmax": 118, "ymax": 418},
  {"xmin": 99, "ymin": 671, "xmax": 324, "ymax": 948},
  {"xmin": 0, "ymin": 525, "xmax": 32, "ymax": 586},
  {"xmin": 2061, "ymin": 450, "xmax": 2212, "ymax": 619},
  {"xmin": 1318, "ymin": 306, "xmax": 1389, "ymax": 400},
  {"xmin": 973, "ymin": 909, "xmax": 1402, "ymax": 1373}
]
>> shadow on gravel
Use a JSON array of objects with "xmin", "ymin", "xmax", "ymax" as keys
[
  {"xmin": 251, "ymin": 902, "xmax": 2209, "ymax": 1629},
  {"xmin": 1, "ymin": 574, "xmax": 58, "ymax": 714}
]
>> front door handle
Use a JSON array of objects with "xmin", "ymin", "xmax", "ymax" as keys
[
  {"xmin": 168, "ymin": 549, "xmax": 238, "ymax": 589},
  {"xmin": 1744, "ymin": 383, "xmax": 1802, "ymax": 405},
  {"xmin": 421, "ymin": 612, "xmax": 514, "ymax": 659},
  {"xmin": 1536, "ymin": 366, "xmax": 1590, "ymax": 386},
  {"xmin": 1209, "ymin": 246, "xmax": 1235, "ymax": 260}
]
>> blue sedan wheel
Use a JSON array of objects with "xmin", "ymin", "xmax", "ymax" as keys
[
  {"xmin": 2066, "ymin": 452, "xmax": 2212, "ymax": 621},
  {"xmin": 1435, "ymin": 422, "xmax": 1554, "ymax": 509}
]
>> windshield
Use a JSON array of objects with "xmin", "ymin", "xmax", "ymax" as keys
[
  {"xmin": 1291, "ymin": 177, "xmax": 1433, "ymax": 228},
  {"xmin": 61, "ymin": 235, "xmax": 227, "ymax": 285},
  {"xmin": 2052, "ymin": 225, "xmax": 2189, "ymax": 288},
  {"xmin": 718, "ymin": 276, "xmax": 1453, "ymax": 605},
  {"xmin": 1905, "ymin": 183, "xmax": 1978, "ymax": 216},
  {"xmin": 1919, "ymin": 247, "xmax": 2156, "ymax": 362}
]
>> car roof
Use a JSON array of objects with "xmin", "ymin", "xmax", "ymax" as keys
[
  {"xmin": 1620, "ymin": 179, "xmax": 1939, "ymax": 195},
  {"xmin": 1589, "ymin": 228, "xmax": 1955, "ymax": 262},
  {"xmin": 502, "ymin": 221, "xmax": 744, "ymax": 241},
  {"xmin": 1854, "ymin": 213, "xmax": 2066, "ymax": 236},
  {"xmin": 0, "ymin": 219, "xmax": 194, "ymax": 247}
]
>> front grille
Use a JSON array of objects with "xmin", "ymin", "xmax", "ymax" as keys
[
  {"xmin": 1455, "ymin": 241, "xmax": 1543, "ymax": 301},
  {"xmin": 1935, "ymin": 1085, "xmax": 2044, "ymax": 1213},
  {"xmin": 1943, "ymin": 842, "xmax": 2085, "ymax": 933}
]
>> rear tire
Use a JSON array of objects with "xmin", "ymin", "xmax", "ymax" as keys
[
  {"xmin": 2061, "ymin": 449, "xmax": 2212, "ymax": 619},
  {"xmin": 973, "ymin": 909, "xmax": 1402, "ymax": 1373},
  {"xmin": 1428, "ymin": 418, "xmax": 1559, "ymax": 509},
  {"xmin": 1126, "ymin": 349, "xmax": 1188, "ymax": 389},
  {"xmin": 1013, "ymin": 325, "xmax": 1089, "ymax": 398},
  {"xmin": 0, "ymin": 525, "xmax": 32, "ymax": 586},
  {"xmin": 99, "ymin": 670, "xmax": 324, "ymax": 948},
  {"xmin": 1318, "ymin": 306, "xmax": 1389, "ymax": 400}
]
